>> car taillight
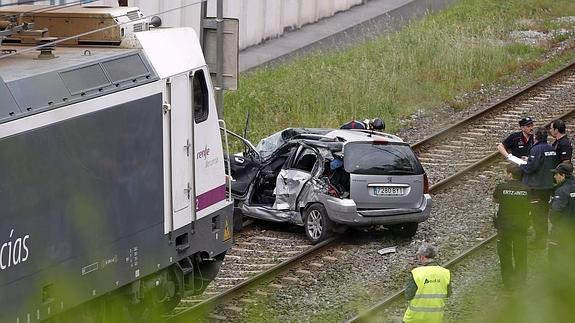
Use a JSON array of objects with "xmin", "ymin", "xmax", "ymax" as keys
[
  {"xmin": 327, "ymin": 184, "xmax": 341, "ymax": 198},
  {"xmin": 423, "ymin": 173, "xmax": 430, "ymax": 194},
  {"xmin": 373, "ymin": 140, "xmax": 389, "ymax": 145}
]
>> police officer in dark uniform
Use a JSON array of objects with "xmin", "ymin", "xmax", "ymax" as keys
[
  {"xmin": 521, "ymin": 127, "xmax": 559, "ymax": 249},
  {"xmin": 549, "ymin": 119, "xmax": 573, "ymax": 164},
  {"xmin": 497, "ymin": 116, "xmax": 534, "ymax": 159},
  {"xmin": 493, "ymin": 164, "xmax": 530, "ymax": 290},
  {"xmin": 548, "ymin": 163, "xmax": 575, "ymax": 264}
]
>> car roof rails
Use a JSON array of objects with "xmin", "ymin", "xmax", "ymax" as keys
[
  {"xmin": 300, "ymin": 139, "xmax": 343, "ymax": 151},
  {"xmin": 351, "ymin": 129, "xmax": 403, "ymax": 142},
  {"xmin": 292, "ymin": 133, "xmax": 341, "ymax": 142}
]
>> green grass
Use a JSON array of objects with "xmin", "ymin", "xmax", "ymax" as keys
[{"xmin": 224, "ymin": 0, "xmax": 575, "ymax": 144}]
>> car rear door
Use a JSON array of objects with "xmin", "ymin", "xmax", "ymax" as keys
[
  {"xmin": 274, "ymin": 146, "xmax": 319, "ymax": 210},
  {"xmin": 344, "ymin": 141, "xmax": 425, "ymax": 210}
]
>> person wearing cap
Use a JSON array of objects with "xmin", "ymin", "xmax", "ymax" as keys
[
  {"xmin": 492, "ymin": 164, "xmax": 530, "ymax": 290},
  {"xmin": 521, "ymin": 127, "xmax": 559, "ymax": 249},
  {"xmin": 403, "ymin": 243, "xmax": 451, "ymax": 323},
  {"xmin": 549, "ymin": 119, "xmax": 573, "ymax": 164},
  {"xmin": 497, "ymin": 117, "xmax": 534, "ymax": 160},
  {"xmin": 548, "ymin": 162, "xmax": 575, "ymax": 264}
]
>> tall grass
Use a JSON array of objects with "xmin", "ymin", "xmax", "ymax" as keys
[{"xmin": 224, "ymin": 0, "xmax": 575, "ymax": 143}]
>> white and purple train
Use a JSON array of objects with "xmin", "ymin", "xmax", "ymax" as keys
[{"xmin": 0, "ymin": 5, "xmax": 233, "ymax": 322}]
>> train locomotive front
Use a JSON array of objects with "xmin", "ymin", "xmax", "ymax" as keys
[{"xmin": 0, "ymin": 6, "xmax": 233, "ymax": 322}]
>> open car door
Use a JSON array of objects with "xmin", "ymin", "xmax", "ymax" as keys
[{"xmin": 222, "ymin": 129, "xmax": 262, "ymax": 198}]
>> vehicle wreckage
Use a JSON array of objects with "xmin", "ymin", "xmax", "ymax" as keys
[{"xmin": 225, "ymin": 128, "xmax": 432, "ymax": 243}]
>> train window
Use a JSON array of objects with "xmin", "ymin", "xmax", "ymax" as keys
[
  {"xmin": 60, "ymin": 64, "xmax": 110, "ymax": 95},
  {"xmin": 192, "ymin": 69, "xmax": 209, "ymax": 123},
  {"xmin": 102, "ymin": 54, "xmax": 149, "ymax": 83}
]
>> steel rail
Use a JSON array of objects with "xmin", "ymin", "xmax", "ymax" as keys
[
  {"xmin": 168, "ymin": 60, "xmax": 575, "ymax": 322},
  {"xmin": 166, "ymin": 237, "xmax": 337, "ymax": 322},
  {"xmin": 410, "ymin": 59, "xmax": 575, "ymax": 150},
  {"xmin": 343, "ymin": 149, "xmax": 502, "ymax": 323},
  {"xmin": 346, "ymin": 105, "xmax": 575, "ymax": 323},
  {"xmin": 430, "ymin": 107, "xmax": 575, "ymax": 192},
  {"xmin": 346, "ymin": 233, "xmax": 497, "ymax": 323}
]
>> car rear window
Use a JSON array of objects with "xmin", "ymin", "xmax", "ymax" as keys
[{"xmin": 343, "ymin": 142, "xmax": 424, "ymax": 175}]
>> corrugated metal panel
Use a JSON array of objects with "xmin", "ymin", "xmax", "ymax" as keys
[
  {"xmin": 299, "ymin": 0, "xmax": 318, "ymax": 26},
  {"xmin": 243, "ymin": 0, "xmax": 266, "ymax": 48},
  {"xmin": 317, "ymin": 0, "xmax": 334, "ymax": 18},
  {"xmin": 264, "ymin": 0, "xmax": 283, "ymax": 40},
  {"xmin": 11, "ymin": 0, "xmax": 369, "ymax": 50},
  {"xmin": 282, "ymin": 0, "xmax": 300, "ymax": 29}
]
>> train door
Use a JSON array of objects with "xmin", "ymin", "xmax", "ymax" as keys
[
  {"xmin": 169, "ymin": 73, "xmax": 194, "ymax": 231},
  {"xmin": 192, "ymin": 68, "xmax": 228, "ymax": 222}
]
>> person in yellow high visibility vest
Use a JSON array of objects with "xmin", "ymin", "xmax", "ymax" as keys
[{"xmin": 403, "ymin": 243, "xmax": 451, "ymax": 323}]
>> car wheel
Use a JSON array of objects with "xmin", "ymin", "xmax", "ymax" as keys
[
  {"xmin": 390, "ymin": 222, "xmax": 418, "ymax": 238},
  {"xmin": 304, "ymin": 204, "xmax": 332, "ymax": 244}
]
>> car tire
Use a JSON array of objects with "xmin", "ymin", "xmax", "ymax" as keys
[
  {"xmin": 390, "ymin": 222, "xmax": 418, "ymax": 238},
  {"xmin": 304, "ymin": 204, "xmax": 332, "ymax": 244}
]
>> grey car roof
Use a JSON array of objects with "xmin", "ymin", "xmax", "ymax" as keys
[
  {"xmin": 283, "ymin": 127, "xmax": 404, "ymax": 143},
  {"xmin": 323, "ymin": 129, "xmax": 404, "ymax": 143},
  {"xmin": 254, "ymin": 127, "xmax": 406, "ymax": 161}
]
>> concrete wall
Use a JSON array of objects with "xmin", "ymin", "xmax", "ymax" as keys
[
  {"xmin": 0, "ymin": 0, "xmax": 366, "ymax": 50},
  {"xmin": 127, "ymin": 0, "xmax": 365, "ymax": 49}
]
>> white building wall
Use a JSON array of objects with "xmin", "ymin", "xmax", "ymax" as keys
[
  {"xmin": 206, "ymin": 0, "xmax": 365, "ymax": 49},
  {"xmin": 0, "ymin": 0, "xmax": 366, "ymax": 50}
]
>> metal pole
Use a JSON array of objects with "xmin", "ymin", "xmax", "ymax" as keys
[
  {"xmin": 215, "ymin": 0, "xmax": 224, "ymax": 118},
  {"xmin": 199, "ymin": 0, "xmax": 207, "ymax": 46}
]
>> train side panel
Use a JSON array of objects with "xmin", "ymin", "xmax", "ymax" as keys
[
  {"xmin": 0, "ymin": 84, "xmax": 165, "ymax": 321},
  {"xmin": 0, "ymin": 77, "xmax": 232, "ymax": 321}
]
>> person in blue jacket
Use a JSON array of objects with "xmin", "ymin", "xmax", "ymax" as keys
[
  {"xmin": 520, "ymin": 127, "xmax": 559, "ymax": 249},
  {"xmin": 340, "ymin": 118, "xmax": 385, "ymax": 131},
  {"xmin": 548, "ymin": 163, "xmax": 575, "ymax": 263}
]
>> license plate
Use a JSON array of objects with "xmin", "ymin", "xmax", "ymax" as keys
[{"xmin": 374, "ymin": 186, "xmax": 404, "ymax": 196}]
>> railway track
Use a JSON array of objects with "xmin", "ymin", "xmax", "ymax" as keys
[
  {"xmin": 167, "ymin": 60, "xmax": 575, "ymax": 322},
  {"xmin": 346, "ymin": 234, "xmax": 498, "ymax": 322},
  {"xmin": 166, "ymin": 232, "xmax": 335, "ymax": 322},
  {"xmin": 412, "ymin": 61, "xmax": 575, "ymax": 184},
  {"xmin": 345, "ymin": 100, "xmax": 575, "ymax": 322}
]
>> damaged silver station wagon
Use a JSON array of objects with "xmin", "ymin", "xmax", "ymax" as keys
[{"xmin": 225, "ymin": 128, "xmax": 432, "ymax": 243}]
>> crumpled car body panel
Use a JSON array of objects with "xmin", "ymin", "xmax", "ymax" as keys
[
  {"xmin": 239, "ymin": 176, "xmax": 330, "ymax": 225},
  {"xmin": 273, "ymin": 169, "xmax": 312, "ymax": 210},
  {"xmin": 239, "ymin": 202, "xmax": 302, "ymax": 224}
]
